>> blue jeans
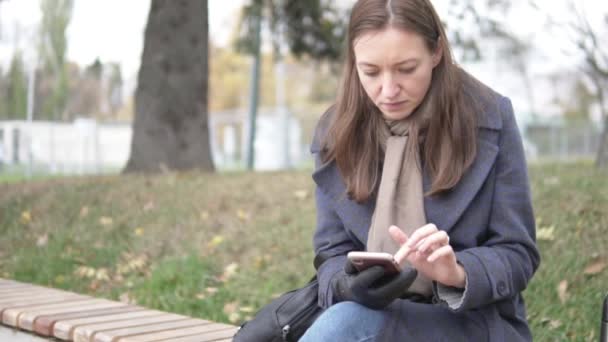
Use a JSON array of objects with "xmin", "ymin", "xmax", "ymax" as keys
[{"xmin": 299, "ymin": 302, "xmax": 387, "ymax": 342}]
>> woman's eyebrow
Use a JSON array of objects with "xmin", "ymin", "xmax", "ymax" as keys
[{"xmin": 357, "ymin": 58, "xmax": 418, "ymax": 67}]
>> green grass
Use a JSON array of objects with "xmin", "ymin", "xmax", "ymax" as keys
[{"xmin": 0, "ymin": 162, "xmax": 606, "ymax": 341}]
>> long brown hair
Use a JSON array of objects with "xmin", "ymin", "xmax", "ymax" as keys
[{"xmin": 323, "ymin": 0, "xmax": 483, "ymax": 202}]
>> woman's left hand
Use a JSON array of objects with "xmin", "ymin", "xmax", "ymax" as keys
[{"xmin": 390, "ymin": 224, "xmax": 466, "ymax": 288}]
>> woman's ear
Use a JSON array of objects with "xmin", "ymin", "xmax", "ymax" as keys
[{"xmin": 432, "ymin": 39, "xmax": 443, "ymax": 68}]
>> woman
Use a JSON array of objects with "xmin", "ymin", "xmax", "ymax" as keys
[{"xmin": 300, "ymin": 0, "xmax": 540, "ymax": 341}]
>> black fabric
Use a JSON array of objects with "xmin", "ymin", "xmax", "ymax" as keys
[
  {"xmin": 232, "ymin": 253, "xmax": 330, "ymax": 342},
  {"xmin": 332, "ymin": 262, "xmax": 418, "ymax": 310}
]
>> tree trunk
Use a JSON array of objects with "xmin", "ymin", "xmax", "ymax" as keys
[
  {"xmin": 596, "ymin": 115, "xmax": 608, "ymax": 169},
  {"xmin": 124, "ymin": 0, "xmax": 214, "ymax": 173}
]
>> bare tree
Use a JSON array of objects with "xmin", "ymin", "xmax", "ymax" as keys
[{"xmin": 539, "ymin": 1, "xmax": 608, "ymax": 167}]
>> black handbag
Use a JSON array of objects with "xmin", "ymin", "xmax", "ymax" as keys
[{"xmin": 232, "ymin": 253, "xmax": 330, "ymax": 342}]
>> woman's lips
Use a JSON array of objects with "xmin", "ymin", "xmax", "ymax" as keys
[{"xmin": 381, "ymin": 100, "xmax": 407, "ymax": 111}]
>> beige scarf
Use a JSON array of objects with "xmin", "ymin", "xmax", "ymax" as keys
[{"xmin": 366, "ymin": 117, "xmax": 433, "ymax": 296}]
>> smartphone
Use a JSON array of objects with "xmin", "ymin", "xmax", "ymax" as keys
[{"xmin": 347, "ymin": 251, "xmax": 401, "ymax": 275}]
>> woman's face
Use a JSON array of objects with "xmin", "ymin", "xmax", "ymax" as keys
[{"xmin": 354, "ymin": 27, "xmax": 441, "ymax": 121}]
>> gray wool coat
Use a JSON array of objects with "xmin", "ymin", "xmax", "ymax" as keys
[{"xmin": 310, "ymin": 88, "xmax": 540, "ymax": 341}]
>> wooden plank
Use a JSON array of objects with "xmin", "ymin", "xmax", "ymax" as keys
[
  {"xmin": 34, "ymin": 306, "xmax": 143, "ymax": 336},
  {"xmin": 19, "ymin": 299, "xmax": 126, "ymax": 331},
  {"xmin": 0, "ymin": 284, "xmax": 47, "ymax": 296},
  {"xmin": 0, "ymin": 290, "xmax": 68, "ymax": 304},
  {"xmin": 160, "ymin": 327, "xmax": 238, "ymax": 342},
  {"xmin": 118, "ymin": 323, "xmax": 234, "ymax": 342},
  {"xmin": 54, "ymin": 310, "xmax": 166, "ymax": 340},
  {"xmin": 73, "ymin": 313, "xmax": 187, "ymax": 342},
  {"xmin": 0, "ymin": 293, "xmax": 86, "ymax": 317},
  {"xmin": 94, "ymin": 318, "xmax": 210, "ymax": 342},
  {"xmin": 0, "ymin": 283, "xmax": 32, "ymax": 291},
  {"xmin": 2, "ymin": 298, "xmax": 93, "ymax": 326}
]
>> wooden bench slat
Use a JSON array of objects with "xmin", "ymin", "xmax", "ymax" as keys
[
  {"xmin": 53, "ymin": 310, "xmax": 165, "ymax": 340},
  {"xmin": 159, "ymin": 327, "xmax": 238, "ymax": 342},
  {"xmin": 2, "ymin": 298, "xmax": 94, "ymax": 326},
  {"xmin": 0, "ymin": 286, "xmax": 60, "ymax": 297},
  {"xmin": 0, "ymin": 294, "xmax": 85, "ymax": 315},
  {"xmin": 94, "ymin": 318, "xmax": 210, "ymax": 342},
  {"xmin": 73, "ymin": 313, "xmax": 187, "ymax": 342},
  {"xmin": 116, "ymin": 322, "xmax": 227, "ymax": 342},
  {"xmin": 0, "ymin": 290, "xmax": 68, "ymax": 304},
  {"xmin": 19, "ymin": 299, "xmax": 127, "ymax": 331},
  {"xmin": 34, "ymin": 305, "xmax": 143, "ymax": 336}
]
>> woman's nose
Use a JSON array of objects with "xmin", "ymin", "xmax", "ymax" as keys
[{"xmin": 381, "ymin": 76, "xmax": 400, "ymax": 99}]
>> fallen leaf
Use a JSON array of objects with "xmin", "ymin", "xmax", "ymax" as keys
[
  {"xmin": 96, "ymin": 268, "xmax": 110, "ymax": 281},
  {"xmin": 549, "ymin": 320, "xmax": 562, "ymax": 330},
  {"xmin": 543, "ymin": 177, "xmax": 559, "ymax": 186},
  {"xmin": 200, "ymin": 211, "xmax": 210, "ymax": 221},
  {"xmin": 536, "ymin": 226, "xmax": 555, "ymax": 241},
  {"xmin": 219, "ymin": 263, "xmax": 239, "ymax": 282},
  {"xmin": 99, "ymin": 216, "xmax": 113, "ymax": 226},
  {"xmin": 236, "ymin": 209, "xmax": 250, "ymax": 221},
  {"xmin": 80, "ymin": 206, "xmax": 89, "ymax": 218},
  {"xmin": 20, "ymin": 211, "xmax": 32, "ymax": 224},
  {"xmin": 134, "ymin": 227, "xmax": 145, "ymax": 236},
  {"xmin": 223, "ymin": 301, "xmax": 239, "ymax": 315},
  {"xmin": 557, "ymin": 280, "xmax": 568, "ymax": 304},
  {"xmin": 583, "ymin": 260, "xmax": 607, "ymax": 275},
  {"xmin": 143, "ymin": 201, "xmax": 155, "ymax": 212},
  {"xmin": 240, "ymin": 306, "xmax": 254, "ymax": 313},
  {"xmin": 228, "ymin": 312, "xmax": 241, "ymax": 323},
  {"xmin": 207, "ymin": 235, "xmax": 224, "ymax": 249},
  {"xmin": 36, "ymin": 234, "xmax": 48, "ymax": 247},
  {"xmin": 294, "ymin": 190, "xmax": 309, "ymax": 200}
]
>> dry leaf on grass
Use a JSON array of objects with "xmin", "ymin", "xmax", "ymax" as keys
[
  {"xmin": 143, "ymin": 201, "xmax": 155, "ymax": 212},
  {"xmin": 583, "ymin": 260, "xmax": 606, "ymax": 275},
  {"xmin": 294, "ymin": 190, "xmax": 309, "ymax": 200},
  {"xmin": 80, "ymin": 206, "xmax": 89, "ymax": 218},
  {"xmin": 219, "ymin": 263, "xmax": 239, "ymax": 282},
  {"xmin": 36, "ymin": 234, "xmax": 48, "ymax": 247},
  {"xmin": 99, "ymin": 216, "xmax": 113, "ymax": 226},
  {"xmin": 557, "ymin": 280, "xmax": 568, "ymax": 304},
  {"xmin": 20, "ymin": 211, "xmax": 32, "ymax": 224},
  {"xmin": 536, "ymin": 226, "xmax": 555, "ymax": 241},
  {"xmin": 207, "ymin": 235, "xmax": 224, "ymax": 249},
  {"xmin": 236, "ymin": 209, "xmax": 250, "ymax": 221}
]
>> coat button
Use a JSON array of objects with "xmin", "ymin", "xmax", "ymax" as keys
[{"xmin": 497, "ymin": 281, "xmax": 507, "ymax": 296}]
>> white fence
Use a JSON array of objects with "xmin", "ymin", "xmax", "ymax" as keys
[{"xmin": 0, "ymin": 109, "xmax": 307, "ymax": 175}]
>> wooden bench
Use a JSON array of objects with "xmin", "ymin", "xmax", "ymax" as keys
[{"xmin": 0, "ymin": 278, "xmax": 238, "ymax": 341}]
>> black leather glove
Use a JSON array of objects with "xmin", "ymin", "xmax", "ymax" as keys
[{"xmin": 331, "ymin": 261, "xmax": 418, "ymax": 310}]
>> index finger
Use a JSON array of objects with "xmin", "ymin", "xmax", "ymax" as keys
[{"xmin": 405, "ymin": 223, "xmax": 439, "ymax": 248}]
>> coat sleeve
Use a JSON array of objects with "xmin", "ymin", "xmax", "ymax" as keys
[
  {"xmin": 309, "ymin": 107, "xmax": 361, "ymax": 309},
  {"xmin": 438, "ymin": 96, "xmax": 541, "ymax": 312}
]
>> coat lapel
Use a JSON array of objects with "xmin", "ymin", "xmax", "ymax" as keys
[{"xmin": 422, "ymin": 135, "xmax": 499, "ymax": 233}]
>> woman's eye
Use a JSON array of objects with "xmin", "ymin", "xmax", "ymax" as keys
[
  {"xmin": 363, "ymin": 71, "xmax": 379, "ymax": 77},
  {"xmin": 399, "ymin": 68, "xmax": 416, "ymax": 74}
]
